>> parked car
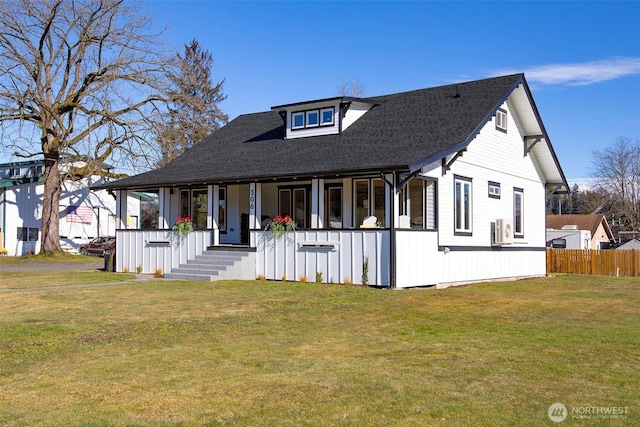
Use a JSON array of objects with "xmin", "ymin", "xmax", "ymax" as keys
[{"xmin": 78, "ymin": 236, "xmax": 115, "ymax": 256}]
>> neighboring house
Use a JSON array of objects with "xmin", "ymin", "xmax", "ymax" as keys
[
  {"xmin": 0, "ymin": 159, "xmax": 143, "ymax": 256},
  {"xmin": 546, "ymin": 214, "xmax": 615, "ymax": 249},
  {"xmin": 616, "ymin": 238, "xmax": 640, "ymax": 250},
  {"xmin": 94, "ymin": 74, "xmax": 568, "ymax": 288}
]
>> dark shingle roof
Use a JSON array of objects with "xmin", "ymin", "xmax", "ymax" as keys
[{"xmin": 98, "ymin": 74, "xmax": 524, "ymax": 190}]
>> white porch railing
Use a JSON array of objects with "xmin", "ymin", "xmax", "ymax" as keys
[
  {"xmin": 251, "ymin": 229, "xmax": 390, "ymax": 286},
  {"xmin": 115, "ymin": 229, "xmax": 213, "ymax": 274}
]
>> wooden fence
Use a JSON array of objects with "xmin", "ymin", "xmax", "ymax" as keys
[{"xmin": 547, "ymin": 249, "xmax": 640, "ymax": 277}]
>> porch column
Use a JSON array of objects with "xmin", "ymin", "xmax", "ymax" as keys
[
  {"xmin": 157, "ymin": 188, "xmax": 170, "ymax": 229},
  {"xmin": 209, "ymin": 185, "xmax": 220, "ymax": 245},
  {"xmin": 249, "ymin": 182, "xmax": 262, "ymax": 230},
  {"xmin": 115, "ymin": 190, "xmax": 127, "ymax": 229},
  {"xmin": 391, "ymin": 174, "xmax": 401, "ymax": 228},
  {"xmin": 311, "ymin": 178, "xmax": 324, "ymax": 228},
  {"xmin": 385, "ymin": 173, "xmax": 394, "ymax": 227}
]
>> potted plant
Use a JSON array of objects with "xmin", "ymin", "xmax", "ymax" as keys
[
  {"xmin": 173, "ymin": 216, "xmax": 193, "ymax": 237},
  {"xmin": 266, "ymin": 214, "xmax": 296, "ymax": 238}
]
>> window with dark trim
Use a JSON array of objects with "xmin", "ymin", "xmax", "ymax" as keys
[
  {"xmin": 400, "ymin": 179, "xmax": 437, "ymax": 230},
  {"xmin": 17, "ymin": 227, "xmax": 39, "ymax": 241},
  {"xmin": 278, "ymin": 186, "xmax": 310, "ymax": 228},
  {"xmin": 306, "ymin": 110, "xmax": 319, "ymax": 127},
  {"xmin": 218, "ymin": 187, "xmax": 227, "ymax": 232},
  {"xmin": 324, "ymin": 185, "xmax": 342, "ymax": 228},
  {"xmin": 291, "ymin": 107, "xmax": 335, "ymax": 130},
  {"xmin": 321, "ymin": 107, "xmax": 334, "ymax": 126},
  {"xmin": 514, "ymin": 187, "xmax": 524, "ymax": 237},
  {"xmin": 292, "ymin": 112, "xmax": 305, "ymax": 129},
  {"xmin": 354, "ymin": 178, "xmax": 386, "ymax": 227},
  {"xmin": 488, "ymin": 181, "xmax": 501, "ymax": 199},
  {"xmin": 454, "ymin": 176, "xmax": 472, "ymax": 234},
  {"xmin": 496, "ymin": 109, "xmax": 507, "ymax": 132},
  {"xmin": 180, "ymin": 188, "xmax": 208, "ymax": 229}
]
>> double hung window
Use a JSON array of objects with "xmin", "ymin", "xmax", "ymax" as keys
[
  {"xmin": 514, "ymin": 188, "xmax": 524, "ymax": 237},
  {"xmin": 454, "ymin": 176, "xmax": 472, "ymax": 234}
]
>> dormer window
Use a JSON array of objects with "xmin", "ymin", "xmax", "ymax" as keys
[
  {"xmin": 321, "ymin": 108, "xmax": 334, "ymax": 126},
  {"xmin": 273, "ymin": 98, "xmax": 372, "ymax": 139},
  {"xmin": 291, "ymin": 107, "xmax": 336, "ymax": 131},
  {"xmin": 306, "ymin": 110, "xmax": 319, "ymax": 127},
  {"xmin": 292, "ymin": 112, "xmax": 305, "ymax": 130}
]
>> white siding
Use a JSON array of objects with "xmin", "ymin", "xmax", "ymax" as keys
[
  {"xmin": 342, "ymin": 102, "xmax": 374, "ymax": 131},
  {"xmin": 1, "ymin": 176, "xmax": 140, "ymax": 256},
  {"xmin": 395, "ymin": 230, "xmax": 546, "ymax": 288},
  {"xmin": 252, "ymin": 229, "xmax": 390, "ymax": 286},
  {"xmin": 115, "ymin": 229, "xmax": 211, "ymax": 274},
  {"xmin": 423, "ymin": 101, "xmax": 547, "ymax": 250}
]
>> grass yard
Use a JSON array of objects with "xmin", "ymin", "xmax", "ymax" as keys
[{"xmin": 0, "ymin": 273, "xmax": 638, "ymax": 426}]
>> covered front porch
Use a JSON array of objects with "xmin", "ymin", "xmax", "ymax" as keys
[{"xmin": 111, "ymin": 173, "xmax": 438, "ymax": 287}]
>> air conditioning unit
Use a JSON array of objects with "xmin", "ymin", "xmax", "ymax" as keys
[{"xmin": 495, "ymin": 218, "xmax": 514, "ymax": 245}]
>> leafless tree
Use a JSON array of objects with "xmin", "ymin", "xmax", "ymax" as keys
[
  {"xmin": 337, "ymin": 78, "xmax": 365, "ymax": 97},
  {"xmin": 0, "ymin": 0, "xmax": 175, "ymax": 253},
  {"xmin": 591, "ymin": 136, "xmax": 640, "ymax": 230}
]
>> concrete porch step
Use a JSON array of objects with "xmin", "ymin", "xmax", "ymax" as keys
[
  {"xmin": 164, "ymin": 272, "xmax": 218, "ymax": 281},
  {"xmin": 167, "ymin": 247, "xmax": 257, "ymax": 281}
]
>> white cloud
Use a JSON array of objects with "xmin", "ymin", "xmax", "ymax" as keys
[{"xmin": 494, "ymin": 57, "xmax": 640, "ymax": 85}]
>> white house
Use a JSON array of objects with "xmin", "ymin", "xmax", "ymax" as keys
[
  {"xmin": 0, "ymin": 159, "xmax": 143, "ymax": 256},
  {"xmin": 94, "ymin": 74, "xmax": 568, "ymax": 288}
]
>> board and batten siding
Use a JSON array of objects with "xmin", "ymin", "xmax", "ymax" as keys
[
  {"xmin": 252, "ymin": 229, "xmax": 390, "ymax": 286},
  {"xmin": 115, "ymin": 229, "xmax": 211, "ymax": 274}
]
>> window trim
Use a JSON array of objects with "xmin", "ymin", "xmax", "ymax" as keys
[
  {"xmin": 17, "ymin": 226, "xmax": 39, "ymax": 242},
  {"xmin": 277, "ymin": 185, "xmax": 311, "ymax": 229},
  {"xmin": 353, "ymin": 177, "xmax": 387, "ymax": 228},
  {"xmin": 514, "ymin": 187, "xmax": 524, "ymax": 238},
  {"xmin": 179, "ymin": 188, "xmax": 208, "ymax": 230},
  {"xmin": 495, "ymin": 109, "xmax": 507, "ymax": 132},
  {"xmin": 306, "ymin": 110, "xmax": 319, "ymax": 128},
  {"xmin": 292, "ymin": 111, "xmax": 305, "ymax": 130},
  {"xmin": 320, "ymin": 107, "xmax": 335, "ymax": 126},
  {"xmin": 324, "ymin": 184, "xmax": 343, "ymax": 229},
  {"xmin": 218, "ymin": 187, "xmax": 227, "ymax": 233},
  {"xmin": 454, "ymin": 175, "xmax": 473, "ymax": 235},
  {"xmin": 400, "ymin": 178, "xmax": 438, "ymax": 230},
  {"xmin": 488, "ymin": 181, "xmax": 501, "ymax": 199}
]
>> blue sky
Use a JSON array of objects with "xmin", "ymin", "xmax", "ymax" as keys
[{"xmin": 145, "ymin": 0, "xmax": 639, "ymax": 185}]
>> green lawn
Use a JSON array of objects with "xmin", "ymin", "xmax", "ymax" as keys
[{"xmin": 0, "ymin": 273, "xmax": 638, "ymax": 426}]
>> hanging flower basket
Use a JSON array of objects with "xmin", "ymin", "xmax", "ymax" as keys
[
  {"xmin": 173, "ymin": 216, "xmax": 193, "ymax": 237},
  {"xmin": 266, "ymin": 214, "xmax": 296, "ymax": 238}
]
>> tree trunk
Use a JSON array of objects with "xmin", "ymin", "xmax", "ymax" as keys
[{"xmin": 40, "ymin": 151, "xmax": 63, "ymax": 254}]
